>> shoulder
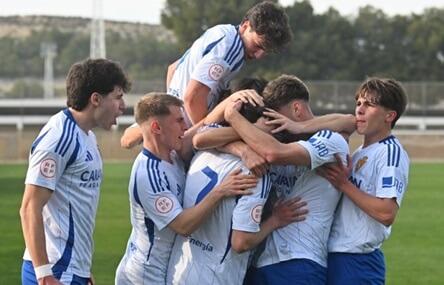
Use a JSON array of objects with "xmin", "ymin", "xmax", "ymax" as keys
[{"xmin": 376, "ymin": 135, "xmax": 409, "ymax": 168}]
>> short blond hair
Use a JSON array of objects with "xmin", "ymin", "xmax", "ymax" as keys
[{"xmin": 135, "ymin": 92, "xmax": 183, "ymax": 125}]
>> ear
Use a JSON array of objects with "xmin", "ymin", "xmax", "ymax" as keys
[
  {"xmin": 90, "ymin": 92, "xmax": 101, "ymax": 107},
  {"xmin": 385, "ymin": 110, "xmax": 397, "ymax": 124},
  {"xmin": 292, "ymin": 101, "xmax": 300, "ymax": 116},
  {"xmin": 150, "ymin": 119, "xmax": 162, "ymax": 134},
  {"xmin": 239, "ymin": 20, "xmax": 250, "ymax": 33}
]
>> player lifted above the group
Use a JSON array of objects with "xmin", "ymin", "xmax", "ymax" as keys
[
  {"xmin": 120, "ymin": 1, "xmax": 292, "ymax": 148},
  {"xmin": 20, "ymin": 58, "xmax": 130, "ymax": 285}
]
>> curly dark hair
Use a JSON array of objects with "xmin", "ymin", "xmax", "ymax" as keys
[
  {"xmin": 242, "ymin": 1, "xmax": 292, "ymax": 52},
  {"xmin": 66, "ymin": 58, "xmax": 131, "ymax": 111}
]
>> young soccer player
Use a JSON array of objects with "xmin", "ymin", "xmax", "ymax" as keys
[
  {"xmin": 115, "ymin": 93, "xmax": 258, "ymax": 285},
  {"xmin": 120, "ymin": 1, "xmax": 291, "ymax": 148},
  {"xmin": 20, "ymin": 58, "xmax": 130, "ymax": 285},
  {"xmin": 318, "ymin": 78, "xmax": 410, "ymax": 285}
]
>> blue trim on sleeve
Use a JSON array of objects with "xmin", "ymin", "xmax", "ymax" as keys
[
  {"xmin": 52, "ymin": 203, "xmax": 74, "ymax": 279},
  {"xmin": 65, "ymin": 135, "xmax": 80, "ymax": 170},
  {"xmin": 31, "ymin": 129, "xmax": 50, "ymax": 155},
  {"xmin": 202, "ymin": 36, "xmax": 225, "ymax": 57},
  {"xmin": 144, "ymin": 217, "xmax": 155, "ymax": 261}
]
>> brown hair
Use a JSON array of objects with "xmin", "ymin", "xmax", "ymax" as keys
[
  {"xmin": 355, "ymin": 78, "xmax": 407, "ymax": 128},
  {"xmin": 135, "ymin": 93, "xmax": 183, "ymax": 125}
]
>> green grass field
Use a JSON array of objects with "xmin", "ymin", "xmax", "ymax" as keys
[{"xmin": 1, "ymin": 162, "xmax": 443, "ymax": 284}]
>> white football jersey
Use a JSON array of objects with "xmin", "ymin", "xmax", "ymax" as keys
[
  {"xmin": 167, "ymin": 150, "xmax": 271, "ymax": 285},
  {"xmin": 257, "ymin": 130, "xmax": 349, "ymax": 268},
  {"xmin": 115, "ymin": 148, "xmax": 186, "ymax": 285},
  {"xmin": 23, "ymin": 109, "xmax": 102, "ymax": 278},
  {"xmin": 168, "ymin": 24, "xmax": 245, "ymax": 126},
  {"xmin": 328, "ymin": 135, "xmax": 410, "ymax": 253}
]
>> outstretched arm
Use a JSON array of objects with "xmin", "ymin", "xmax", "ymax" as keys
[{"xmin": 264, "ymin": 110, "xmax": 356, "ymax": 138}]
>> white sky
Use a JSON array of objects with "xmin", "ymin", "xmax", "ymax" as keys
[{"xmin": 1, "ymin": 0, "xmax": 444, "ymax": 24}]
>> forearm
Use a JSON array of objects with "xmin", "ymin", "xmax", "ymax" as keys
[
  {"xmin": 171, "ymin": 190, "xmax": 223, "ymax": 236},
  {"xmin": 193, "ymin": 127, "xmax": 240, "ymax": 150},
  {"xmin": 20, "ymin": 205, "xmax": 49, "ymax": 266},
  {"xmin": 302, "ymin": 114, "xmax": 356, "ymax": 135},
  {"xmin": 178, "ymin": 120, "xmax": 204, "ymax": 162},
  {"xmin": 120, "ymin": 125, "xmax": 143, "ymax": 149},
  {"xmin": 228, "ymin": 111, "xmax": 282, "ymax": 163},
  {"xmin": 231, "ymin": 216, "xmax": 278, "ymax": 253},
  {"xmin": 340, "ymin": 181, "xmax": 398, "ymax": 226}
]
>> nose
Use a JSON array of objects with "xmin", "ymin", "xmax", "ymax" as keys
[{"xmin": 120, "ymin": 99, "xmax": 126, "ymax": 112}]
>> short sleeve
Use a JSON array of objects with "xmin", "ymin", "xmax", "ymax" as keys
[
  {"xmin": 297, "ymin": 130, "xmax": 349, "ymax": 170},
  {"xmin": 232, "ymin": 173, "xmax": 272, "ymax": 233},
  {"xmin": 375, "ymin": 147, "xmax": 410, "ymax": 206},
  {"xmin": 136, "ymin": 169, "xmax": 183, "ymax": 231}
]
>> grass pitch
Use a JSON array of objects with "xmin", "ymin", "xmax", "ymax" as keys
[{"xmin": 0, "ymin": 162, "xmax": 443, "ymax": 284}]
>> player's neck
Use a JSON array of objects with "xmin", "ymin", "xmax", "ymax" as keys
[
  {"xmin": 143, "ymin": 138, "xmax": 172, "ymax": 163},
  {"xmin": 363, "ymin": 128, "xmax": 392, "ymax": 148},
  {"xmin": 69, "ymin": 107, "xmax": 94, "ymax": 134}
]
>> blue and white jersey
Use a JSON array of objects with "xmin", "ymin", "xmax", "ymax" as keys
[
  {"xmin": 328, "ymin": 135, "xmax": 409, "ymax": 253},
  {"xmin": 23, "ymin": 109, "xmax": 102, "ymax": 279},
  {"xmin": 115, "ymin": 148, "xmax": 185, "ymax": 285},
  {"xmin": 168, "ymin": 24, "xmax": 245, "ymax": 126},
  {"xmin": 167, "ymin": 150, "xmax": 271, "ymax": 285},
  {"xmin": 257, "ymin": 130, "xmax": 349, "ymax": 268}
]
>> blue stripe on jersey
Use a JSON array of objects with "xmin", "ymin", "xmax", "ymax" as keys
[
  {"xmin": 142, "ymin": 148, "xmax": 163, "ymax": 193},
  {"xmin": 195, "ymin": 166, "xmax": 218, "ymax": 205},
  {"xmin": 231, "ymin": 57, "xmax": 244, "ymax": 72},
  {"xmin": 60, "ymin": 121, "xmax": 76, "ymax": 157},
  {"xmin": 65, "ymin": 135, "xmax": 80, "ymax": 170},
  {"xmin": 380, "ymin": 135, "xmax": 400, "ymax": 167},
  {"xmin": 55, "ymin": 109, "xmax": 77, "ymax": 156},
  {"xmin": 317, "ymin": 129, "xmax": 333, "ymax": 139},
  {"xmin": 226, "ymin": 36, "xmax": 243, "ymax": 65},
  {"xmin": 31, "ymin": 129, "xmax": 50, "ymax": 155},
  {"xmin": 261, "ymin": 174, "xmax": 272, "ymax": 199},
  {"xmin": 224, "ymin": 32, "xmax": 242, "ymax": 64},
  {"xmin": 133, "ymin": 168, "xmax": 142, "ymax": 207},
  {"xmin": 52, "ymin": 203, "xmax": 74, "ymax": 279},
  {"xmin": 220, "ymin": 220, "xmax": 233, "ymax": 264},
  {"xmin": 202, "ymin": 36, "xmax": 225, "ymax": 57},
  {"xmin": 178, "ymin": 49, "xmax": 190, "ymax": 66},
  {"xmin": 145, "ymin": 217, "xmax": 155, "ymax": 261}
]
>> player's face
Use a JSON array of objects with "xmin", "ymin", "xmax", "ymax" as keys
[
  {"xmin": 95, "ymin": 86, "xmax": 126, "ymax": 130},
  {"xmin": 355, "ymin": 94, "xmax": 393, "ymax": 139},
  {"xmin": 240, "ymin": 21, "xmax": 267, "ymax": 60},
  {"xmin": 160, "ymin": 106, "xmax": 187, "ymax": 151}
]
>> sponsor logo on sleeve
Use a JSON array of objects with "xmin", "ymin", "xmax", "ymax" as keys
[
  {"xmin": 40, "ymin": 159, "xmax": 56, "ymax": 178},
  {"xmin": 155, "ymin": 196, "xmax": 174, "ymax": 213},
  {"xmin": 251, "ymin": 205, "xmax": 263, "ymax": 224},
  {"xmin": 208, "ymin": 64, "xmax": 224, "ymax": 81}
]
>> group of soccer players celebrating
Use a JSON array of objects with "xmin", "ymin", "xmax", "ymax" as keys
[{"xmin": 20, "ymin": 1, "xmax": 409, "ymax": 285}]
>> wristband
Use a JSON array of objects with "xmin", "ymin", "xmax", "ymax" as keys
[{"xmin": 34, "ymin": 264, "xmax": 53, "ymax": 279}]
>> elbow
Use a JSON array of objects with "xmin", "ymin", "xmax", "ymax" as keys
[
  {"xmin": 231, "ymin": 233, "xmax": 252, "ymax": 254},
  {"xmin": 120, "ymin": 136, "xmax": 131, "ymax": 149},
  {"xmin": 192, "ymin": 135, "xmax": 205, "ymax": 150},
  {"xmin": 379, "ymin": 213, "xmax": 396, "ymax": 226},
  {"xmin": 264, "ymin": 150, "xmax": 281, "ymax": 164},
  {"xmin": 231, "ymin": 240, "xmax": 250, "ymax": 254}
]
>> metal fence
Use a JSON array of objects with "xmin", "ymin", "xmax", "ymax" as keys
[{"xmin": 1, "ymin": 78, "xmax": 444, "ymax": 115}]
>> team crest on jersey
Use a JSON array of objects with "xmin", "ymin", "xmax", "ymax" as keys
[
  {"xmin": 155, "ymin": 196, "xmax": 174, "ymax": 213},
  {"xmin": 355, "ymin": 156, "xmax": 368, "ymax": 172},
  {"xmin": 40, "ymin": 159, "xmax": 56, "ymax": 178},
  {"xmin": 251, "ymin": 205, "xmax": 263, "ymax": 224},
  {"xmin": 208, "ymin": 64, "xmax": 224, "ymax": 81}
]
